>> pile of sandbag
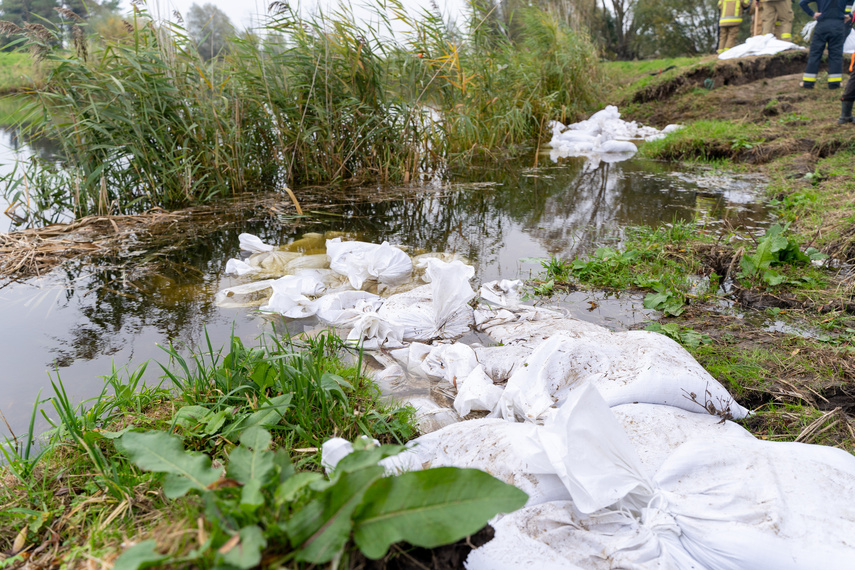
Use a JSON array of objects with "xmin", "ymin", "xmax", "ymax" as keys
[
  {"xmin": 219, "ymin": 235, "xmax": 855, "ymax": 566},
  {"xmin": 325, "ymin": 384, "xmax": 855, "ymax": 569},
  {"xmin": 548, "ymin": 106, "xmax": 681, "ymax": 163},
  {"xmin": 719, "ymin": 33, "xmax": 805, "ymax": 60}
]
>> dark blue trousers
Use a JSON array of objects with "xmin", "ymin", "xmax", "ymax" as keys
[{"xmin": 802, "ymin": 18, "xmax": 846, "ymax": 88}]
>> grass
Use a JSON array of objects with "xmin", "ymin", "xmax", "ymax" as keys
[
  {"xmin": 638, "ymin": 119, "xmax": 766, "ymax": 162},
  {"xmin": 0, "ymin": 51, "xmax": 38, "ymax": 94},
  {"xmin": 601, "ymin": 56, "xmax": 708, "ymax": 102},
  {"xmin": 0, "ymin": 329, "xmax": 419, "ymax": 566}
]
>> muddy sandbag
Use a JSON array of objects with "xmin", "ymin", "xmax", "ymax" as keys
[
  {"xmin": 610, "ymin": 403, "xmax": 754, "ymax": 478},
  {"xmin": 488, "ymin": 384, "xmax": 855, "ymax": 570},
  {"xmin": 454, "ymin": 364, "xmax": 504, "ymax": 417},
  {"xmin": 479, "ymin": 279, "xmax": 524, "ymax": 308},
  {"xmin": 246, "ymin": 250, "xmax": 303, "ymax": 273},
  {"xmin": 475, "ymin": 305, "xmax": 608, "ymax": 347},
  {"xmin": 259, "ymin": 274, "xmax": 324, "ymax": 318},
  {"xmin": 326, "ymin": 237, "xmax": 413, "ymax": 289},
  {"xmin": 378, "ymin": 259, "xmax": 476, "ymax": 342},
  {"xmin": 495, "ymin": 331, "xmax": 750, "ymax": 421},
  {"xmin": 214, "ymin": 279, "xmax": 276, "ymax": 308},
  {"xmin": 421, "ymin": 343, "xmax": 478, "ymax": 385},
  {"xmin": 315, "ymin": 291, "xmax": 383, "ymax": 326},
  {"xmin": 473, "ymin": 345, "xmax": 533, "ymax": 383}
]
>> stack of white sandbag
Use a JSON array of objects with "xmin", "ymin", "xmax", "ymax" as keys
[
  {"xmin": 323, "ymin": 384, "xmax": 855, "ymax": 569},
  {"xmin": 548, "ymin": 106, "xmax": 681, "ymax": 162},
  {"xmin": 719, "ymin": 33, "xmax": 805, "ymax": 60}
]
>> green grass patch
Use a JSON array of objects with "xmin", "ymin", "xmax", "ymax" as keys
[
  {"xmin": 601, "ymin": 56, "xmax": 707, "ymax": 103},
  {"xmin": 639, "ymin": 120, "xmax": 765, "ymax": 162},
  {"xmin": 0, "ymin": 51, "xmax": 37, "ymax": 93},
  {"xmin": 1, "ymin": 330, "xmax": 531, "ymax": 567}
]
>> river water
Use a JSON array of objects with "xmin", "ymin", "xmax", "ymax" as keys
[{"xmin": 0, "ymin": 137, "xmax": 772, "ymax": 435}]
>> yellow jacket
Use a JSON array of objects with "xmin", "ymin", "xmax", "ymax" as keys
[{"xmin": 719, "ymin": 0, "xmax": 752, "ymax": 25}]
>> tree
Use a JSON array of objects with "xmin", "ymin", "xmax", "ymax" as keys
[
  {"xmin": 186, "ymin": 2, "xmax": 233, "ymax": 61},
  {"xmin": 633, "ymin": 0, "xmax": 719, "ymax": 57}
]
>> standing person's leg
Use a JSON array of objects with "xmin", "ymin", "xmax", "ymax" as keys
[
  {"xmin": 802, "ymin": 22, "xmax": 829, "ymax": 88},
  {"xmin": 725, "ymin": 25, "xmax": 742, "ymax": 50},
  {"xmin": 761, "ymin": 0, "xmax": 781, "ymax": 34},
  {"xmin": 826, "ymin": 21, "xmax": 846, "ymax": 88},
  {"xmin": 778, "ymin": 1, "xmax": 794, "ymax": 39}
]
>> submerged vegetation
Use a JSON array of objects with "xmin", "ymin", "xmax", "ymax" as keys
[
  {"xmin": 0, "ymin": 330, "xmax": 526, "ymax": 566},
  {"xmin": 1, "ymin": 0, "xmax": 600, "ymax": 224}
]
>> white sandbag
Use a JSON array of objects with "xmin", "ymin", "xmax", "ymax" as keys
[
  {"xmin": 473, "ymin": 345, "xmax": 533, "ymax": 383},
  {"xmin": 214, "ymin": 279, "xmax": 275, "ymax": 308},
  {"xmin": 548, "ymin": 106, "xmax": 680, "ymax": 163},
  {"xmin": 387, "ymin": 342, "xmax": 434, "ymax": 380},
  {"xmin": 259, "ymin": 275, "xmax": 323, "ymax": 318},
  {"xmin": 406, "ymin": 396, "xmax": 462, "ymax": 434},
  {"xmin": 519, "ymin": 384, "xmax": 855, "ymax": 569},
  {"xmin": 346, "ymin": 312, "xmax": 404, "ymax": 349},
  {"xmin": 599, "ymin": 139, "xmax": 637, "ymax": 154},
  {"xmin": 454, "ymin": 365, "xmax": 504, "ymax": 417},
  {"xmin": 314, "ymin": 291, "xmax": 383, "ymax": 326},
  {"xmin": 421, "ymin": 343, "xmax": 478, "ymax": 385},
  {"xmin": 326, "ymin": 238, "xmax": 413, "ymax": 289},
  {"xmin": 611, "ymin": 403, "xmax": 754, "ymax": 479},
  {"xmin": 383, "ymin": 418, "xmax": 569, "ymax": 506},
  {"xmin": 478, "ymin": 279, "xmax": 523, "ymax": 308},
  {"xmin": 379, "ymin": 260, "xmax": 476, "ymax": 341},
  {"xmin": 238, "ymin": 233, "xmax": 274, "ymax": 253},
  {"xmin": 719, "ymin": 33, "xmax": 804, "ymax": 59},
  {"xmin": 495, "ymin": 331, "xmax": 750, "ymax": 421},
  {"xmin": 476, "ymin": 307, "xmax": 608, "ymax": 347},
  {"xmin": 224, "ymin": 258, "xmax": 258, "ymax": 276},
  {"xmin": 465, "ymin": 513, "xmax": 585, "ymax": 570}
]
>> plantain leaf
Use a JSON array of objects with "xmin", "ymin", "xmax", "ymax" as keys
[
  {"xmin": 286, "ymin": 465, "xmax": 385, "ymax": 563},
  {"xmin": 219, "ymin": 525, "xmax": 267, "ymax": 570},
  {"xmin": 118, "ymin": 431, "xmax": 219, "ymax": 498},
  {"xmin": 352, "ymin": 467, "xmax": 528, "ymax": 559}
]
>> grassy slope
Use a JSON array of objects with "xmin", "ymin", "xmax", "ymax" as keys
[{"xmin": 581, "ymin": 55, "xmax": 855, "ymax": 453}]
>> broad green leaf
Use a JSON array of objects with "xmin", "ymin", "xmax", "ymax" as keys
[
  {"xmin": 219, "ymin": 525, "xmax": 267, "ymax": 570},
  {"xmin": 118, "ymin": 431, "xmax": 219, "ymax": 498},
  {"xmin": 273, "ymin": 448, "xmax": 295, "ymax": 484},
  {"xmin": 287, "ymin": 465, "xmax": 385, "ymax": 563},
  {"xmin": 240, "ymin": 479, "xmax": 265, "ymax": 512},
  {"xmin": 174, "ymin": 405, "xmax": 211, "ymax": 430},
  {"xmin": 112, "ymin": 540, "xmax": 168, "ymax": 570},
  {"xmin": 275, "ymin": 472, "xmax": 322, "ymax": 505},
  {"xmin": 762, "ymin": 270, "xmax": 785, "ymax": 286},
  {"xmin": 353, "ymin": 467, "xmax": 528, "ymax": 559},
  {"xmin": 227, "ymin": 447, "xmax": 275, "ymax": 487},
  {"xmin": 239, "ymin": 426, "xmax": 272, "ymax": 451},
  {"xmin": 204, "ymin": 410, "xmax": 230, "ymax": 435},
  {"xmin": 643, "ymin": 292, "xmax": 669, "ymax": 310}
]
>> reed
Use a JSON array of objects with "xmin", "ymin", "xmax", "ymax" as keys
[{"xmin": 1, "ymin": 0, "xmax": 601, "ymax": 224}]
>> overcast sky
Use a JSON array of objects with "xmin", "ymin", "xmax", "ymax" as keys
[{"xmin": 140, "ymin": 0, "xmax": 467, "ymax": 33}]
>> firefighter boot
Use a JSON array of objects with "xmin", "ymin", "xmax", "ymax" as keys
[{"xmin": 839, "ymin": 100, "xmax": 854, "ymax": 124}]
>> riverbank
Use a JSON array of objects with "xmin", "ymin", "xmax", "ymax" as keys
[{"xmin": 536, "ymin": 53, "xmax": 855, "ymax": 451}]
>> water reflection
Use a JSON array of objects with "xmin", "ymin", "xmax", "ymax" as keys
[{"xmin": 0, "ymin": 150, "xmax": 771, "ymax": 434}]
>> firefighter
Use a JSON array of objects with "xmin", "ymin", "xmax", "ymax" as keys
[
  {"xmin": 760, "ymin": 0, "xmax": 795, "ymax": 39},
  {"xmin": 719, "ymin": 0, "xmax": 752, "ymax": 52},
  {"xmin": 799, "ymin": 0, "xmax": 850, "ymax": 89}
]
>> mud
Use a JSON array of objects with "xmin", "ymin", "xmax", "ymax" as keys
[
  {"xmin": 633, "ymin": 51, "xmax": 810, "ymax": 105},
  {"xmin": 349, "ymin": 525, "xmax": 495, "ymax": 569}
]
